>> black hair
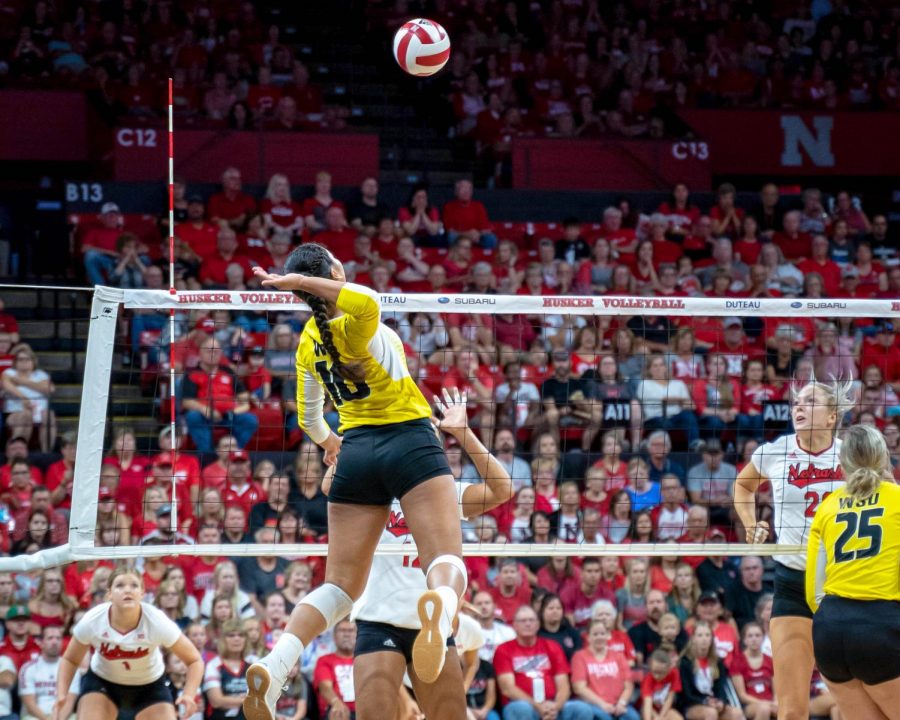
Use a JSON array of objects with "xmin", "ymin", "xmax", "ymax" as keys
[{"xmin": 283, "ymin": 243, "xmax": 365, "ymax": 383}]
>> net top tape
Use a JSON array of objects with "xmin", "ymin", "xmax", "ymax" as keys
[{"xmin": 122, "ymin": 288, "xmax": 899, "ymax": 318}]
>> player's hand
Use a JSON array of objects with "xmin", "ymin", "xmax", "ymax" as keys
[
  {"xmin": 174, "ymin": 693, "xmax": 198, "ymax": 719},
  {"xmin": 321, "ymin": 432, "xmax": 342, "ymax": 466},
  {"xmin": 322, "ymin": 465, "xmax": 335, "ymax": 496},
  {"xmin": 51, "ymin": 697, "xmax": 67, "ymax": 720},
  {"xmin": 252, "ymin": 267, "xmax": 308, "ymax": 291},
  {"xmin": 746, "ymin": 520, "xmax": 770, "ymax": 544},
  {"xmin": 432, "ymin": 387, "xmax": 469, "ymax": 436}
]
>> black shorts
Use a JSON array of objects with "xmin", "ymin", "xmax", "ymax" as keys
[
  {"xmin": 330, "ymin": 418, "xmax": 452, "ymax": 506},
  {"xmin": 772, "ymin": 564, "xmax": 813, "ymax": 620},
  {"xmin": 355, "ymin": 620, "xmax": 455, "ymax": 665},
  {"xmin": 79, "ymin": 668, "xmax": 175, "ymax": 717},
  {"xmin": 813, "ymin": 595, "xmax": 900, "ymax": 685}
]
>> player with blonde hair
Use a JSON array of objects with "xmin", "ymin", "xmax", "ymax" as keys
[
  {"xmin": 806, "ymin": 424, "xmax": 900, "ymax": 720},
  {"xmin": 733, "ymin": 377, "xmax": 853, "ymax": 720}
]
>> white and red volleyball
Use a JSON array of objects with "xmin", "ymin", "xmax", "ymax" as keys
[{"xmin": 392, "ymin": 18, "xmax": 451, "ymax": 77}]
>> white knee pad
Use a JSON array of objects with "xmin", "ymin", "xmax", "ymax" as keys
[
  {"xmin": 298, "ymin": 582, "xmax": 354, "ymax": 629},
  {"xmin": 425, "ymin": 554, "xmax": 468, "ymax": 594}
]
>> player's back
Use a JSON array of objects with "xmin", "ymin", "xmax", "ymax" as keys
[
  {"xmin": 812, "ymin": 482, "xmax": 900, "ymax": 603},
  {"xmin": 294, "ymin": 283, "xmax": 431, "ymax": 430}
]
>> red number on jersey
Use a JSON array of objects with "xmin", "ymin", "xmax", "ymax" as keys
[
  {"xmin": 804, "ymin": 490, "xmax": 832, "ymax": 518},
  {"xmin": 401, "ymin": 555, "xmax": 421, "ymax": 568}
]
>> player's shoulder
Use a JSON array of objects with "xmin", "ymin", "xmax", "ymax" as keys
[
  {"xmin": 78, "ymin": 602, "xmax": 111, "ymax": 627},
  {"xmin": 877, "ymin": 480, "xmax": 900, "ymax": 507}
]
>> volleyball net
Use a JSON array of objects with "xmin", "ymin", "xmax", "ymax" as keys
[{"xmin": 4, "ymin": 286, "xmax": 897, "ymax": 572}]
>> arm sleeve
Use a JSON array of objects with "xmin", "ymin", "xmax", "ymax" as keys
[
  {"xmin": 336, "ymin": 283, "xmax": 381, "ymax": 357},
  {"xmin": 203, "ymin": 658, "xmax": 221, "ymax": 691},
  {"xmin": 296, "ymin": 365, "xmax": 330, "ymax": 445},
  {"xmin": 491, "ymin": 644, "xmax": 512, "ymax": 676},
  {"xmin": 805, "ymin": 511, "xmax": 827, "ymax": 613}
]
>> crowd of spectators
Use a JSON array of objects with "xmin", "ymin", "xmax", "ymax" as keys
[
  {"xmin": 0, "ymin": 165, "xmax": 893, "ymax": 718},
  {"xmin": 0, "ymin": 0, "xmax": 349, "ymax": 131}
]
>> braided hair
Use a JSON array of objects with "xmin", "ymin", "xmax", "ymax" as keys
[{"xmin": 284, "ymin": 243, "xmax": 366, "ymax": 383}]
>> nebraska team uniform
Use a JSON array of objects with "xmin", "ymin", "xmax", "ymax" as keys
[
  {"xmin": 750, "ymin": 434, "xmax": 843, "ymax": 618},
  {"xmin": 73, "ymin": 602, "xmax": 181, "ymax": 711},
  {"xmin": 352, "ymin": 482, "xmax": 472, "ymax": 659}
]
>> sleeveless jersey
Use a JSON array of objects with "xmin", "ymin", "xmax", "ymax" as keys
[
  {"xmin": 203, "ymin": 656, "xmax": 248, "ymax": 720},
  {"xmin": 294, "ymin": 283, "xmax": 431, "ymax": 443},
  {"xmin": 750, "ymin": 434, "xmax": 843, "ymax": 571},
  {"xmin": 351, "ymin": 481, "xmax": 472, "ymax": 628},
  {"xmin": 72, "ymin": 602, "xmax": 182, "ymax": 684}
]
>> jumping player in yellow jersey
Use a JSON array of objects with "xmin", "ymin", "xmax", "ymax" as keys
[
  {"xmin": 806, "ymin": 424, "xmax": 900, "ymax": 720},
  {"xmin": 243, "ymin": 244, "xmax": 468, "ymax": 720}
]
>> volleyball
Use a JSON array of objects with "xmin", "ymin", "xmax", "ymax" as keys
[{"xmin": 392, "ymin": 18, "xmax": 451, "ymax": 77}]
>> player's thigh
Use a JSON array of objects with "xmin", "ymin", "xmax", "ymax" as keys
[
  {"xmin": 353, "ymin": 650, "xmax": 408, "ymax": 720},
  {"xmin": 770, "ymin": 615, "xmax": 815, "ymax": 704},
  {"xmin": 324, "ymin": 502, "xmax": 391, "ymax": 598},
  {"xmin": 134, "ymin": 701, "xmax": 177, "ymax": 720},
  {"xmin": 77, "ymin": 693, "xmax": 119, "ymax": 720},
  {"xmin": 821, "ymin": 679, "xmax": 887, "ymax": 720},
  {"xmin": 398, "ymin": 474, "xmax": 463, "ymax": 571},
  {"xmin": 862, "ymin": 677, "xmax": 900, "ymax": 720},
  {"xmin": 409, "ymin": 646, "xmax": 468, "ymax": 720}
]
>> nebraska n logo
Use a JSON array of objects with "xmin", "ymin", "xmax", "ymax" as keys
[{"xmin": 780, "ymin": 116, "xmax": 835, "ymax": 167}]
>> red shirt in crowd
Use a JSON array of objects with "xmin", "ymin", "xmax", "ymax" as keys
[
  {"xmin": 640, "ymin": 666, "xmax": 682, "ymax": 711},
  {"xmin": 570, "ymin": 647, "xmax": 631, "ymax": 703},
  {"xmin": 490, "ymin": 584, "xmax": 533, "ymax": 624},
  {"xmin": 0, "ymin": 635, "xmax": 40, "ymax": 670},
  {"xmin": 796, "ymin": 257, "xmax": 842, "ymax": 295},
  {"xmin": 103, "ymin": 455, "xmax": 153, "ymax": 518},
  {"xmin": 315, "ymin": 228, "xmax": 358, "ymax": 262},
  {"xmin": 730, "ymin": 652, "xmax": 774, "ymax": 701},
  {"xmin": 182, "ymin": 367, "xmax": 247, "ymax": 415},
  {"xmin": 772, "ymin": 230, "xmax": 812, "ymax": 260},
  {"xmin": 199, "ymin": 251, "xmax": 255, "ymax": 286},
  {"xmin": 0, "ymin": 312, "xmax": 18, "ymax": 337},
  {"xmin": 208, "ymin": 192, "xmax": 257, "ymax": 225},
  {"xmin": 561, "ymin": 583, "xmax": 617, "ymax": 628},
  {"xmin": 174, "ymin": 220, "xmax": 219, "ymax": 257},
  {"xmin": 260, "ymin": 199, "xmax": 304, "ymax": 230},
  {"xmin": 80, "ymin": 226, "xmax": 121, "ymax": 254},
  {"xmin": 0, "ymin": 464, "xmax": 43, "ymax": 491},
  {"xmin": 494, "ymin": 637, "xmax": 569, "ymax": 705},
  {"xmin": 313, "ymin": 653, "xmax": 356, "ymax": 716},
  {"xmin": 44, "ymin": 460, "xmax": 73, "ymax": 510},
  {"xmin": 222, "ymin": 481, "xmax": 267, "ymax": 515},
  {"xmin": 443, "ymin": 199, "xmax": 491, "ymax": 233}
]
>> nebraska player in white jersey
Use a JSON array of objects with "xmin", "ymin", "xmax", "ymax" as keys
[
  {"xmin": 734, "ymin": 378, "xmax": 853, "ymax": 720},
  {"xmin": 53, "ymin": 566, "xmax": 204, "ymax": 720},
  {"xmin": 347, "ymin": 388, "xmax": 513, "ymax": 720}
]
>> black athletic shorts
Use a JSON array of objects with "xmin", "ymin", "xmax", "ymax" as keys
[
  {"xmin": 330, "ymin": 418, "xmax": 452, "ymax": 506},
  {"xmin": 772, "ymin": 564, "xmax": 813, "ymax": 620},
  {"xmin": 355, "ymin": 620, "xmax": 456, "ymax": 664},
  {"xmin": 813, "ymin": 595, "xmax": 900, "ymax": 685},
  {"xmin": 79, "ymin": 668, "xmax": 175, "ymax": 717}
]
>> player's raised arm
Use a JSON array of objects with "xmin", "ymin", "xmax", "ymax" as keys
[{"xmin": 433, "ymin": 387, "xmax": 514, "ymax": 518}]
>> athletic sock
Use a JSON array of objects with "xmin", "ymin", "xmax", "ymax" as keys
[
  {"xmin": 262, "ymin": 632, "xmax": 303, "ymax": 684},
  {"xmin": 434, "ymin": 585, "xmax": 459, "ymax": 639}
]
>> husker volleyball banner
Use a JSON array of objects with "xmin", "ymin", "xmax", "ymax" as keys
[{"xmin": 122, "ymin": 288, "xmax": 899, "ymax": 318}]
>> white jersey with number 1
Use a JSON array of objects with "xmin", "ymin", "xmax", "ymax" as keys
[
  {"xmin": 750, "ymin": 434, "xmax": 843, "ymax": 571},
  {"xmin": 352, "ymin": 481, "xmax": 472, "ymax": 628},
  {"xmin": 73, "ymin": 602, "xmax": 183, "ymax": 685}
]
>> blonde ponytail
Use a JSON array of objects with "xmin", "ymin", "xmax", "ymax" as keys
[{"xmin": 840, "ymin": 425, "xmax": 891, "ymax": 501}]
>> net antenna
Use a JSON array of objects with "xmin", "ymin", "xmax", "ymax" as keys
[
  {"xmin": 0, "ymin": 288, "xmax": 879, "ymax": 572},
  {"xmin": 167, "ymin": 77, "xmax": 179, "ymax": 533}
]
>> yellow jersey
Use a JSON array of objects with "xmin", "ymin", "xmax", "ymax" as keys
[
  {"xmin": 294, "ymin": 283, "xmax": 431, "ymax": 443},
  {"xmin": 805, "ymin": 481, "xmax": 900, "ymax": 613}
]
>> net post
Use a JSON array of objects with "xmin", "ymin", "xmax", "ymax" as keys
[{"xmin": 69, "ymin": 287, "xmax": 123, "ymax": 550}]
